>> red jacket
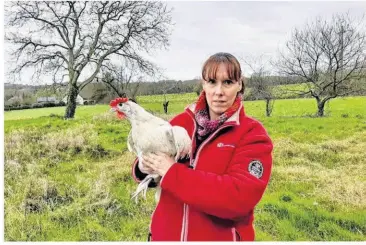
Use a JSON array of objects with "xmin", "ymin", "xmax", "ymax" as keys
[{"xmin": 132, "ymin": 103, "xmax": 273, "ymax": 241}]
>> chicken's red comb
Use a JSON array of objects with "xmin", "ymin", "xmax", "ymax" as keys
[{"xmin": 110, "ymin": 97, "xmax": 128, "ymax": 107}]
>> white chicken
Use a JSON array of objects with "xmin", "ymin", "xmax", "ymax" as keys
[{"xmin": 110, "ymin": 97, "xmax": 191, "ymax": 203}]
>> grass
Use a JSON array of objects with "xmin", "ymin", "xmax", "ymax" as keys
[{"xmin": 4, "ymin": 94, "xmax": 366, "ymax": 241}]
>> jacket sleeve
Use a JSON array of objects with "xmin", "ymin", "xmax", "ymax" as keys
[
  {"xmin": 160, "ymin": 122, "xmax": 273, "ymax": 221},
  {"xmin": 131, "ymin": 112, "xmax": 190, "ymax": 187}
]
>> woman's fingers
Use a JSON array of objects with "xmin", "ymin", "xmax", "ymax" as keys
[
  {"xmin": 143, "ymin": 155, "xmax": 156, "ymax": 170},
  {"xmin": 147, "ymin": 153, "xmax": 155, "ymax": 158},
  {"xmin": 146, "ymin": 154, "xmax": 160, "ymax": 163}
]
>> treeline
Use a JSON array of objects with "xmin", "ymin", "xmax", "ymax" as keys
[
  {"xmin": 2, "ymin": 75, "xmax": 324, "ymax": 108},
  {"xmin": 114, "ymin": 76, "xmax": 305, "ymax": 96}
]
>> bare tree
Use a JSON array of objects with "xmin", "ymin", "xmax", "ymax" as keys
[
  {"xmin": 242, "ymin": 57, "xmax": 275, "ymax": 117},
  {"xmin": 5, "ymin": 1, "xmax": 173, "ymax": 118},
  {"xmin": 162, "ymin": 84, "xmax": 174, "ymax": 114},
  {"xmin": 91, "ymin": 75, "xmax": 116, "ymax": 104},
  {"xmin": 276, "ymin": 13, "xmax": 366, "ymax": 116},
  {"xmin": 98, "ymin": 61, "xmax": 144, "ymax": 102},
  {"xmin": 159, "ymin": 79, "xmax": 177, "ymax": 114}
]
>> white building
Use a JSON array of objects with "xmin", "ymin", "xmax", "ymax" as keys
[
  {"xmin": 37, "ymin": 97, "xmax": 59, "ymax": 104},
  {"xmin": 62, "ymin": 94, "xmax": 85, "ymax": 105}
]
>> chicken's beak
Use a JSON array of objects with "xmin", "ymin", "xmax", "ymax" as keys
[{"xmin": 110, "ymin": 107, "xmax": 125, "ymax": 119}]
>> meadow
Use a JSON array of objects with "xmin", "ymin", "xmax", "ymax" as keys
[{"xmin": 4, "ymin": 94, "xmax": 366, "ymax": 241}]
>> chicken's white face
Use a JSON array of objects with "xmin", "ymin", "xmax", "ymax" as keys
[
  {"xmin": 116, "ymin": 101, "xmax": 133, "ymax": 114},
  {"xmin": 110, "ymin": 98, "xmax": 130, "ymax": 119}
]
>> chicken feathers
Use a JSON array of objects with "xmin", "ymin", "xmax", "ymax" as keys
[{"xmin": 110, "ymin": 98, "xmax": 191, "ymax": 203}]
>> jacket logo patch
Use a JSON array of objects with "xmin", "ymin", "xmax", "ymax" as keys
[
  {"xmin": 248, "ymin": 160, "xmax": 263, "ymax": 178},
  {"xmin": 217, "ymin": 142, "xmax": 236, "ymax": 148}
]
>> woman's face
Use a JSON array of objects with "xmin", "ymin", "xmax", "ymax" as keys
[{"xmin": 202, "ymin": 63, "xmax": 242, "ymax": 120}]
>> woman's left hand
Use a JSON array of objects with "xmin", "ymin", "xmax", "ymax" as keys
[{"xmin": 142, "ymin": 152, "xmax": 175, "ymax": 177}]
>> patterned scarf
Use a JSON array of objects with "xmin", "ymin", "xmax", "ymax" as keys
[{"xmin": 194, "ymin": 91, "xmax": 242, "ymax": 142}]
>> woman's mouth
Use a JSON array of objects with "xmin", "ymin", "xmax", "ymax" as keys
[{"xmin": 212, "ymin": 100, "xmax": 226, "ymax": 106}]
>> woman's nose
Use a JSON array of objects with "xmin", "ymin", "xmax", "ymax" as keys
[{"xmin": 214, "ymin": 84, "xmax": 224, "ymax": 95}]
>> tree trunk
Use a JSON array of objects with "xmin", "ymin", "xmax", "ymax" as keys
[
  {"xmin": 265, "ymin": 98, "xmax": 275, "ymax": 117},
  {"xmin": 64, "ymin": 83, "xmax": 79, "ymax": 119},
  {"xmin": 163, "ymin": 101, "xmax": 169, "ymax": 114},
  {"xmin": 317, "ymin": 100, "xmax": 325, "ymax": 117},
  {"xmin": 266, "ymin": 99, "xmax": 271, "ymax": 117}
]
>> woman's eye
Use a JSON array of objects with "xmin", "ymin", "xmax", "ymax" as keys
[
  {"xmin": 224, "ymin": 80, "xmax": 233, "ymax": 85},
  {"xmin": 208, "ymin": 79, "xmax": 215, "ymax": 84}
]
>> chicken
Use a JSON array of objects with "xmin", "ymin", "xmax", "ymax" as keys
[{"xmin": 110, "ymin": 97, "xmax": 191, "ymax": 203}]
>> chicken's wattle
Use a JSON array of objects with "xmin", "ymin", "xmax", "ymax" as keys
[{"xmin": 117, "ymin": 111, "xmax": 125, "ymax": 119}]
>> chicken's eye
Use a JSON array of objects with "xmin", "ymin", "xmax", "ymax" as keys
[{"xmin": 118, "ymin": 103, "xmax": 123, "ymax": 106}]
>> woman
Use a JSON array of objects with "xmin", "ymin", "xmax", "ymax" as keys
[{"xmin": 132, "ymin": 52, "xmax": 273, "ymax": 241}]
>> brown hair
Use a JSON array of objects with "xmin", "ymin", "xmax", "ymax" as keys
[{"xmin": 201, "ymin": 52, "xmax": 244, "ymax": 94}]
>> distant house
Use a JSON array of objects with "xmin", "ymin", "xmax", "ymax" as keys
[
  {"xmin": 61, "ymin": 86, "xmax": 100, "ymax": 105},
  {"xmin": 62, "ymin": 94, "xmax": 85, "ymax": 105},
  {"xmin": 37, "ymin": 97, "xmax": 59, "ymax": 104}
]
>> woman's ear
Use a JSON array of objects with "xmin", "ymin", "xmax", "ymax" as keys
[{"xmin": 238, "ymin": 77, "xmax": 245, "ymax": 94}]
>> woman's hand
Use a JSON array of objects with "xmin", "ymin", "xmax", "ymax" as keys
[
  {"xmin": 142, "ymin": 152, "xmax": 175, "ymax": 176},
  {"xmin": 138, "ymin": 160, "xmax": 155, "ymax": 175}
]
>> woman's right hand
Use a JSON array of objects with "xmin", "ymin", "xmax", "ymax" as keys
[{"xmin": 138, "ymin": 160, "xmax": 155, "ymax": 175}]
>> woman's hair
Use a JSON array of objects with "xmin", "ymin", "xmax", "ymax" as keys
[{"xmin": 201, "ymin": 52, "xmax": 245, "ymax": 94}]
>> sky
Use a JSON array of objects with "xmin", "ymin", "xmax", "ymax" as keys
[
  {"xmin": 155, "ymin": 1, "xmax": 366, "ymax": 80},
  {"xmin": 3, "ymin": 1, "xmax": 366, "ymax": 84}
]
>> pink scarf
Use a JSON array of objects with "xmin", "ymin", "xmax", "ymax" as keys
[{"xmin": 194, "ymin": 91, "xmax": 242, "ymax": 142}]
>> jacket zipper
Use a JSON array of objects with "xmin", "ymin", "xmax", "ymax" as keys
[
  {"xmin": 180, "ymin": 117, "xmax": 197, "ymax": 241},
  {"xmin": 180, "ymin": 115, "xmax": 234, "ymax": 241}
]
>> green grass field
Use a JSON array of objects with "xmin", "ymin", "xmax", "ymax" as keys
[{"xmin": 4, "ymin": 94, "xmax": 366, "ymax": 241}]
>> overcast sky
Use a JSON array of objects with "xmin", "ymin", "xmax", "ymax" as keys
[
  {"xmin": 4, "ymin": 1, "xmax": 366, "ymax": 84},
  {"xmin": 154, "ymin": 1, "xmax": 366, "ymax": 80}
]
